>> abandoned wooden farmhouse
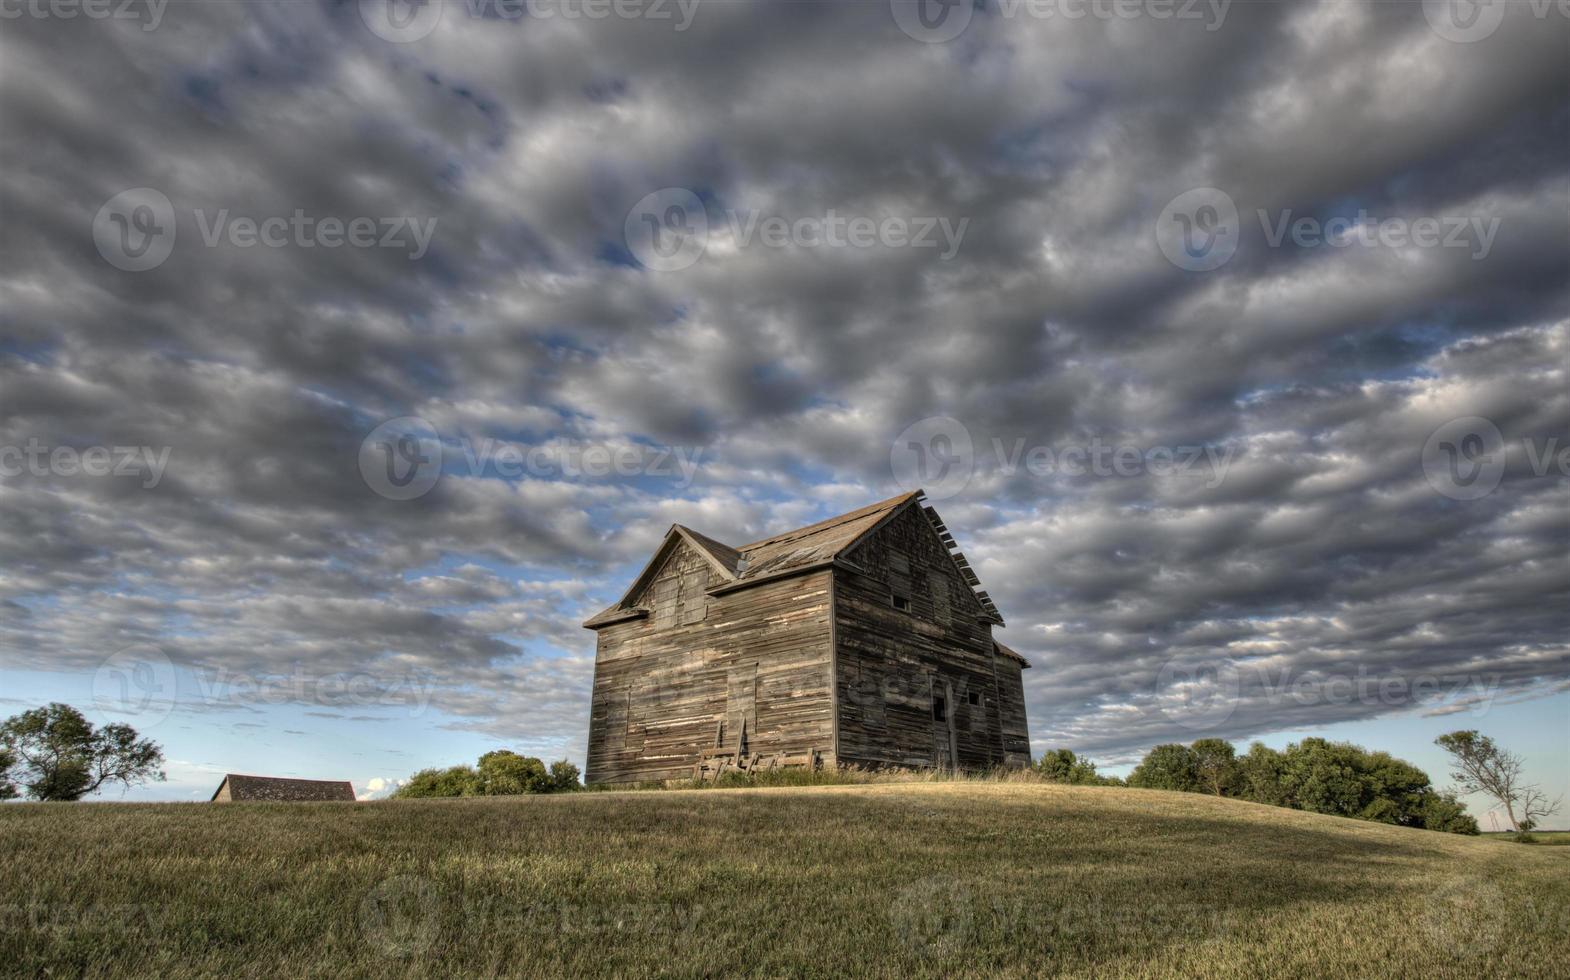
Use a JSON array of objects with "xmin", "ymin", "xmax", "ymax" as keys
[{"xmin": 583, "ymin": 491, "xmax": 1030, "ymax": 785}]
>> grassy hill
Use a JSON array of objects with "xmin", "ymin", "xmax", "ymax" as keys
[{"xmin": 3, "ymin": 783, "xmax": 1566, "ymax": 978}]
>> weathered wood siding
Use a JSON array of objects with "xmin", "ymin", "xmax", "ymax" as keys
[
  {"xmin": 586, "ymin": 541, "xmax": 835, "ymax": 785},
  {"xmin": 994, "ymin": 657, "xmax": 1031, "ymax": 767},
  {"xmin": 833, "ymin": 504, "xmax": 1025, "ymax": 771}
]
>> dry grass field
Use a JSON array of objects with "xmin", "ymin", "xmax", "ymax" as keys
[{"xmin": 3, "ymin": 783, "xmax": 1566, "ymax": 978}]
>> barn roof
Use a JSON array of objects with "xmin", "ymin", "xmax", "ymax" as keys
[
  {"xmin": 729, "ymin": 491, "xmax": 918, "ymax": 580},
  {"xmin": 584, "ymin": 491, "xmax": 1007, "ymax": 630},
  {"xmin": 211, "ymin": 774, "xmax": 357, "ymax": 802}
]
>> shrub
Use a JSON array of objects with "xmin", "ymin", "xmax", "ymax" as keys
[
  {"xmin": 394, "ymin": 765, "xmax": 481, "ymax": 798},
  {"xmin": 548, "ymin": 759, "xmax": 581, "ymax": 792},
  {"xmin": 1128, "ymin": 744, "xmax": 1201, "ymax": 792},
  {"xmin": 478, "ymin": 751, "xmax": 549, "ymax": 796},
  {"xmin": 1421, "ymin": 791, "xmax": 1480, "ymax": 835},
  {"xmin": 1034, "ymin": 749, "xmax": 1119, "ymax": 786},
  {"xmin": 397, "ymin": 753, "xmax": 580, "ymax": 798}
]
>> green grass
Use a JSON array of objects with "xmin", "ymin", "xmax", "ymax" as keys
[
  {"xmin": 1482, "ymin": 830, "xmax": 1570, "ymax": 845},
  {"xmin": 3, "ymin": 783, "xmax": 1567, "ymax": 978}
]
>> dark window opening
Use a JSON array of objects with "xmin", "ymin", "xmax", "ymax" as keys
[
  {"xmin": 892, "ymin": 594, "xmax": 910, "ymax": 612},
  {"xmin": 968, "ymin": 691, "xmax": 980, "ymax": 706},
  {"xmin": 932, "ymin": 694, "xmax": 947, "ymax": 722}
]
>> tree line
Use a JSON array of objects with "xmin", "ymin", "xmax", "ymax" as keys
[
  {"xmin": 1032, "ymin": 729, "xmax": 1559, "ymax": 838},
  {"xmin": 393, "ymin": 750, "xmax": 581, "ymax": 798}
]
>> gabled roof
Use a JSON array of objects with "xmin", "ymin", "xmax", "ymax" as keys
[
  {"xmin": 680, "ymin": 525, "xmax": 743, "ymax": 576},
  {"xmin": 585, "ymin": 491, "xmax": 1009, "ymax": 629},
  {"xmin": 211, "ymin": 774, "xmax": 356, "ymax": 802},
  {"xmin": 728, "ymin": 491, "xmax": 920, "ymax": 582},
  {"xmin": 582, "ymin": 523, "xmax": 748, "ymax": 628}
]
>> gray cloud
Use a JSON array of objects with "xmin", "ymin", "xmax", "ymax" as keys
[{"xmin": 0, "ymin": 1, "xmax": 1566, "ymax": 767}]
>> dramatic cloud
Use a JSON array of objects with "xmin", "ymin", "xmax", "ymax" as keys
[{"xmin": 1, "ymin": 0, "xmax": 1566, "ymax": 772}]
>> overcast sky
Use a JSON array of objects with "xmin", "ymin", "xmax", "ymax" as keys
[{"xmin": 1, "ymin": 0, "xmax": 1565, "ymax": 812}]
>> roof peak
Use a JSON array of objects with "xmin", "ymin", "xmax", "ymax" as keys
[{"xmin": 732, "ymin": 491, "xmax": 921, "ymax": 552}]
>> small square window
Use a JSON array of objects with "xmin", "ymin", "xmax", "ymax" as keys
[
  {"xmin": 968, "ymin": 691, "xmax": 980, "ymax": 706},
  {"xmin": 892, "ymin": 594, "xmax": 910, "ymax": 612}
]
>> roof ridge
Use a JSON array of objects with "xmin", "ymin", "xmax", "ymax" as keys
[
  {"xmin": 674, "ymin": 524, "xmax": 743, "ymax": 574},
  {"xmin": 674, "ymin": 523, "xmax": 739, "ymax": 554},
  {"xmin": 735, "ymin": 491, "xmax": 919, "ymax": 551}
]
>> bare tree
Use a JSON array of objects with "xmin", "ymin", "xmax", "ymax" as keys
[
  {"xmin": 1435, "ymin": 730, "xmax": 1562, "ymax": 832},
  {"xmin": 1517, "ymin": 786, "xmax": 1561, "ymax": 833}
]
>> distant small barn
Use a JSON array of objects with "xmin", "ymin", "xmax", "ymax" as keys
[{"xmin": 210, "ymin": 774, "xmax": 356, "ymax": 802}]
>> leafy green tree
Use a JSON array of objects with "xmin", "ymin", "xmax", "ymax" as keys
[
  {"xmin": 1269, "ymin": 738, "xmax": 1455, "ymax": 829},
  {"xmin": 1277, "ymin": 738, "xmax": 1364, "ymax": 817},
  {"xmin": 1130, "ymin": 737, "xmax": 1473, "ymax": 834},
  {"xmin": 0, "ymin": 703, "xmax": 165, "ymax": 801},
  {"xmin": 548, "ymin": 759, "xmax": 581, "ymax": 792},
  {"xmin": 1189, "ymin": 738, "xmax": 1238, "ymax": 796},
  {"xmin": 395, "ymin": 754, "xmax": 581, "ymax": 799},
  {"xmin": 1236, "ymin": 742, "xmax": 1286, "ymax": 806},
  {"xmin": 1420, "ymin": 790, "xmax": 1480, "ymax": 835},
  {"xmin": 1436, "ymin": 730, "xmax": 1562, "ymax": 833},
  {"xmin": 0, "ymin": 745, "xmax": 17, "ymax": 801},
  {"xmin": 394, "ymin": 765, "xmax": 481, "ymax": 798},
  {"xmin": 1128, "ymin": 744, "xmax": 1200, "ymax": 792},
  {"xmin": 1034, "ymin": 749, "xmax": 1110, "ymax": 785},
  {"xmin": 477, "ymin": 751, "xmax": 549, "ymax": 796}
]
